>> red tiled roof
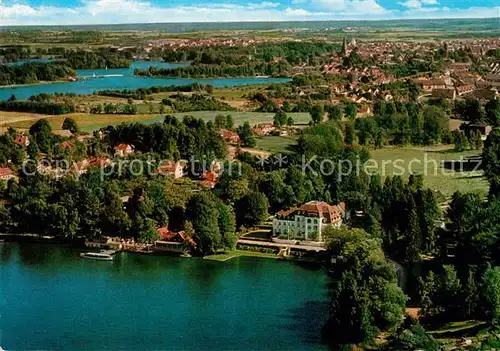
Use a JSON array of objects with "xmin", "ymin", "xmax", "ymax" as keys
[
  {"xmin": 114, "ymin": 143, "xmax": 132, "ymax": 151},
  {"xmin": 0, "ymin": 168, "xmax": 12, "ymax": 177},
  {"xmin": 59, "ymin": 141, "xmax": 75, "ymax": 150},
  {"xmin": 14, "ymin": 135, "xmax": 28, "ymax": 145},
  {"xmin": 88, "ymin": 157, "xmax": 111, "ymax": 167},
  {"xmin": 157, "ymin": 228, "xmax": 196, "ymax": 247},
  {"xmin": 277, "ymin": 201, "xmax": 346, "ymax": 225},
  {"xmin": 157, "ymin": 160, "xmax": 181, "ymax": 174},
  {"xmin": 220, "ymin": 129, "xmax": 240, "ymax": 142}
]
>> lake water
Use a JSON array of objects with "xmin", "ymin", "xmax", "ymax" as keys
[
  {"xmin": 0, "ymin": 243, "xmax": 329, "ymax": 350},
  {"xmin": 0, "ymin": 61, "xmax": 291, "ymax": 100}
]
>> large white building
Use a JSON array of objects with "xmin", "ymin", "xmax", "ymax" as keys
[{"xmin": 273, "ymin": 201, "xmax": 346, "ymax": 242}]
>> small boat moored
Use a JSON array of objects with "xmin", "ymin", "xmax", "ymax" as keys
[{"xmin": 80, "ymin": 251, "xmax": 114, "ymax": 261}]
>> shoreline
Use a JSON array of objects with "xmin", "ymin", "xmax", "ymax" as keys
[
  {"xmin": 0, "ymin": 233, "xmax": 326, "ymax": 264},
  {"xmin": 0, "ymin": 80, "xmax": 70, "ymax": 89}
]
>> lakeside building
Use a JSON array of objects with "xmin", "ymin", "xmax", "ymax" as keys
[
  {"xmin": 85, "ymin": 237, "xmax": 122, "ymax": 250},
  {"xmin": 273, "ymin": 201, "xmax": 347, "ymax": 243},
  {"xmin": 153, "ymin": 228, "xmax": 196, "ymax": 253}
]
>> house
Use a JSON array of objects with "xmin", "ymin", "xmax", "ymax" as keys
[
  {"xmin": 484, "ymin": 74, "xmax": 500, "ymax": 83},
  {"xmin": 0, "ymin": 168, "xmax": 15, "ymax": 181},
  {"xmin": 273, "ymin": 201, "xmax": 347, "ymax": 243},
  {"xmin": 253, "ymin": 123, "xmax": 275, "ymax": 136},
  {"xmin": 14, "ymin": 132, "xmax": 29, "ymax": 147},
  {"xmin": 470, "ymin": 88, "xmax": 498, "ymax": 100},
  {"xmin": 85, "ymin": 237, "xmax": 122, "ymax": 250},
  {"xmin": 58, "ymin": 141, "xmax": 75, "ymax": 151},
  {"xmin": 357, "ymin": 105, "xmax": 372, "ymax": 116},
  {"xmin": 153, "ymin": 228, "xmax": 196, "ymax": 253},
  {"xmin": 88, "ymin": 157, "xmax": 112, "ymax": 168},
  {"xmin": 200, "ymin": 171, "xmax": 218, "ymax": 189},
  {"xmin": 432, "ymin": 88, "xmax": 456, "ymax": 100},
  {"xmin": 114, "ymin": 144, "xmax": 134, "ymax": 158},
  {"xmin": 421, "ymin": 79, "xmax": 447, "ymax": 91},
  {"xmin": 156, "ymin": 160, "xmax": 185, "ymax": 179},
  {"xmin": 219, "ymin": 129, "xmax": 240, "ymax": 144},
  {"xmin": 461, "ymin": 123, "xmax": 492, "ymax": 141},
  {"xmin": 456, "ymin": 85, "xmax": 475, "ymax": 96},
  {"xmin": 72, "ymin": 157, "xmax": 112, "ymax": 176}
]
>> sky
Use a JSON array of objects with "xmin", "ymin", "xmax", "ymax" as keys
[{"xmin": 0, "ymin": 0, "xmax": 498, "ymax": 25}]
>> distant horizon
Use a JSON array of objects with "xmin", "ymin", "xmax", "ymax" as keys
[
  {"xmin": 0, "ymin": 16, "xmax": 498, "ymax": 26},
  {"xmin": 0, "ymin": 17, "xmax": 498, "ymax": 31}
]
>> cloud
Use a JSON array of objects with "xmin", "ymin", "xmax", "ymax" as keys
[
  {"xmin": 315, "ymin": 0, "xmax": 388, "ymax": 14},
  {"xmin": 0, "ymin": 0, "xmax": 496, "ymax": 25},
  {"xmin": 284, "ymin": 7, "xmax": 329, "ymax": 16},
  {"xmin": 398, "ymin": 0, "xmax": 421, "ymax": 9},
  {"xmin": 398, "ymin": 0, "xmax": 439, "ymax": 9}
]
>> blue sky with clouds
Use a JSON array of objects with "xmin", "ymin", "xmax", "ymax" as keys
[{"xmin": 0, "ymin": 0, "xmax": 498, "ymax": 25}]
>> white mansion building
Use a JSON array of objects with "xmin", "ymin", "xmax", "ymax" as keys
[{"xmin": 273, "ymin": 201, "xmax": 347, "ymax": 242}]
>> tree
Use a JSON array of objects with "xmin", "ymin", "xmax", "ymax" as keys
[
  {"xmin": 323, "ymin": 228, "xmax": 406, "ymax": 348},
  {"xmin": 214, "ymin": 114, "xmax": 227, "ymax": 130},
  {"xmin": 8, "ymin": 94, "xmax": 16, "ymax": 102},
  {"xmin": 404, "ymin": 198, "xmax": 422, "ymax": 265},
  {"xmin": 29, "ymin": 119, "xmax": 53, "ymax": 154},
  {"xmin": 236, "ymin": 121, "xmax": 256, "ymax": 148},
  {"xmin": 136, "ymin": 217, "xmax": 160, "ymax": 244},
  {"xmin": 185, "ymin": 193, "xmax": 222, "ymax": 254},
  {"xmin": 422, "ymin": 106, "xmax": 449, "ymax": 144},
  {"xmin": 483, "ymin": 129, "xmax": 500, "ymax": 197},
  {"xmin": 386, "ymin": 322, "xmax": 440, "ymax": 351},
  {"xmin": 286, "ymin": 115, "xmax": 294, "ymax": 126},
  {"xmin": 327, "ymin": 105, "xmax": 343, "ymax": 121},
  {"xmin": 486, "ymin": 98, "xmax": 500, "ymax": 126},
  {"xmin": 453, "ymin": 130, "xmax": 469, "ymax": 152},
  {"xmin": 62, "ymin": 117, "xmax": 79, "ymax": 133},
  {"xmin": 310, "ymin": 105, "xmax": 324, "ymax": 124},
  {"xmin": 463, "ymin": 266, "xmax": 479, "ymax": 319},
  {"xmin": 273, "ymin": 109, "xmax": 288, "ymax": 128},
  {"xmin": 344, "ymin": 121, "xmax": 355, "ymax": 145},
  {"xmin": 345, "ymin": 103, "xmax": 357, "ymax": 120},
  {"xmin": 225, "ymin": 114, "xmax": 234, "ymax": 129},
  {"xmin": 483, "ymin": 267, "xmax": 500, "ymax": 326},
  {"xmin": 235, "ymin": 191, "xmax": 269, "ymax": 228},
  {"xmin": 217, "ymin": 202, "xmax": 237, "ymax": 250},
  {"xmin": 459, "ymin": 99, "xmax": 484, "ymax": 123}
]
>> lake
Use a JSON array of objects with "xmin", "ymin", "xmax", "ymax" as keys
[
  {"xmin": 0, "ymin": 243, "xmax": 329, "ymax": 350},
  {"xmin": 0, "ymin": 61, "xmax": 291, "ymax": 100}
]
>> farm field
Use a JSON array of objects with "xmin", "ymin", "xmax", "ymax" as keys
[{"xmin": 1, "ymin": 111, "xmax": 311, "ymax": 132}]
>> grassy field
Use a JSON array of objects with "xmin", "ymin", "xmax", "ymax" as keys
[
  {"xmin": 370, "ymin": 145, "xmax": 488, "ymax": 198},
  {"xmin": 254, "ymin": 135, "xmax": 299, "ymax": 154},
  {"xmin": 2, "ymin": 111, "xmax": 311, "ymax": 133},
  {"xmin": 203, "ymin": 249, "xmax": 278, "ymax": 262},
  {"xmin": 246, "ymin": 137, "xmax": 488, "ymax": 198}
]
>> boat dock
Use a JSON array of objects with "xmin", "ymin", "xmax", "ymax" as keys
[{"xmin": 237, "ymin": 239, "xmax": 326, "ymax": 252}]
